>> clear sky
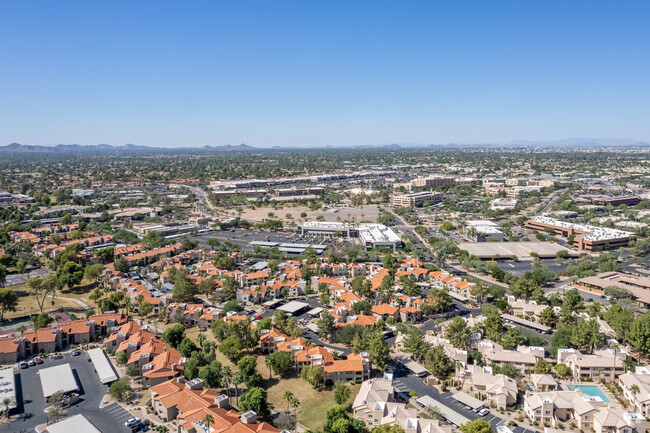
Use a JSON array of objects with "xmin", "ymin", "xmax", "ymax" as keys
[{"xmin": 1, "ymin": 1, "xmax": 649, "ymax": 147}]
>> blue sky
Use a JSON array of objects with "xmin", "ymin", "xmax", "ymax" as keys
[{"xmin": 1, "ymin": 1, "xmax": 649, "ymax": 147}]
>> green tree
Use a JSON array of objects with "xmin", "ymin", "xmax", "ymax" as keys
[
  {"xmin": 32, "ymin": 312, "xmax": 53, "ymax": 329},
  {"xmin": 318, "ymin": 312, "xmax": 335, "ymax": 340},
  {"xmin": 334, "ymin": 381, "xmax": 351, "ymax": 405},
  {"xmin": 549, "ymin": 324, "xmax": 574, "ymax": 358},
  {"xmin": 323, "ymin": 405, "xmax": 364, "ymax": 433},
  {"xmin": 84, "ymin": 263, "xmax": 104, "ymax": 283},
  {"xmin": 240, "ymin": 387, "xmax": 271, "ymax": 421},
  {"xmin": 554, "ymin": 363, "xmax": 571, "ymax": 378},
  {"xmin": 162, "ymin": 323, "xmax": 185, "ymax": 348},
  {"xmin": 603, "ymin": 304, "xmax": 634, "ymax": 341},
  {"xmin": 301, "ymin": 365, "xmax": 323, "ymax": 388},
  {"xmin": 172, "ymin": 278, "xmax": 198, "ymax": 302},
  {"xmin": 534, "ymin": 359, "xmax": 553, "ymax": 374},
  {"xmin": 139, "ymin": 301, "xmax": 153, "ymax": 317},
  {"xmin": 0, "ymin": 288, "xmax": 18, "ymax": 321},
  {"xmin": 266, "ymin": 351, "xmax": 295, "ymax": 378},
  {"xmin": 540, "ymin": 306, "xmax": 558, "ymax": 328},
  {"xmin": 402, "ymin": 328, "xmax": 428, "ymax": 361},
  {"xmin": 238, "ymin": 355, "xmax": 258, "ymax": 383},
  {"xmin": 368, "ymin": 333, "xmax": 390, "ymax": 371},
  {"xmin": 57, "ymin": 261, "xmax": 84, "ymax": 290},
  {"xmin": 114, "ymin": 256, "xmax": 130, "ymax": 273},
  {"xmin": 116, "ymin": 350, "xmax": 127, "ymax": 364},
  {"xmin": 184, "ymin": 357, "xmax": 201, "ymax": 380},
  {"xmin": 424, "ymin": 345, "xmax": 453, "ymax": 380},
  {"xmin": 219, "ymin": 335, "xmax": 243, "ymax": 360},
  {"xmin": 445, "ymin": 316, "xmax": 470, "ymax": 349},
  {"xmin": 372, "ymin": 425, "xmax": 406, "ymax": 433},
  {"xmin": 571, "ymin": 319, "xmax": 604, "ymax": 353},
  {"xmin": 627, "ymin": 313, "xmax": 650, "ymax": 356},
  {"xmin": 501, "ymin": 326, "xmax": 525, "ymax": 350},
  {"xmin": 109, "ymin": 378, "xmax": 132, "ymax": 402},
  {"xmin": 484, "ymin": 310, "xmax": 504, "ymax": 342},
  {"xmin": 460, "ymin": 419, "xmax": 493, "ymax": 433},
  {"xmin": 178, "ymin": 337, "xmax": 198, "ymax": 357}
]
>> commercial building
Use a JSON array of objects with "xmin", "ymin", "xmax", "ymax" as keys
[
  {"xmin": 45, "ymin": 414, "xmax": 102, "ymax": 433},
  {"xmin": 39, "ymin": 363, "xmax": 79, "ymax": 400},
  {"xmin": 465, "ymin": 220, "xmax": 503, "ymax": 242},
  {"xmin": 393, "ymin": 191, "xmax": 443, "ymax": 207},
  {"xmin": 525, "ymin": 216, "xmax": 633, "ymax": 251},
  {"xmin": 575, "ymin": 195, "xmax": 641, "ymax": 207},
  {"xmin": 489, "ymin": 198, "xmax": 518, "ymax": 210},
  {"xmin": 411, "ymin": 176, "xmax": 455, "ymax": 188},
  {"xmin": 297, "ymin": 222, "xmax": 401, "ymax": 251},
  {"xmin": 457, "ymin": 241, "xmax": 577, "ymax": 259}
]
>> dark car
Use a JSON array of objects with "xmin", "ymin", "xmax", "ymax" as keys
[{"xmin": 71, "ymin": 350, "xmax": 81, "ymax": 356}]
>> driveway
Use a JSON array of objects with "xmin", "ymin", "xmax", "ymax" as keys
[{"xmin": 2, "ymin": 351, "xmax": 133, "ymax": 433}]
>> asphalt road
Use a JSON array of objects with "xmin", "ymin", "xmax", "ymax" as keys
[
  {"xmin": 2, "ymin": 351, "xmax": 133, "ymax": 433},
  {"xmin": 390, "ymin": 360, "xmax": 539, "ymax": 433}
]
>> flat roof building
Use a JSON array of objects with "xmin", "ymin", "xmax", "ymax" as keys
[
  {"xmin": 525, "ymin": 216, "xmax": 633, "ymax": 251},
  {"xmin": 45, "ymin": 414, "xmax": 102, "ymax": 433},
  {"xmin": 276, "ymin": 301, "xmax": 310, "ymax": 316},
  {"xmin": 297, "ymin": 222, "xmax": 401, "ymax": 252},
  {"xmin": 39, "ymin": 363, "xmax": 79, "ymax": 399},
  {"xmin": 393, "ymin": 191, "xmax": 443, "ymax": 207},
  {"xmin": 87, "ymin": 348, "xmax": 118, "ymax": 384},
  {"xmin": 0, "ymin": 367, "xmax": 17, "ymax": 412}
]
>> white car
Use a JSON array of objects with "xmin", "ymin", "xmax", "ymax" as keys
[
  {"xmin": 478, "ymin": 408, "xmax": 490, "ymax": 416},
  {"xmin": 125, "ymin": 417, "xmax": 141, "ymax": 427}
]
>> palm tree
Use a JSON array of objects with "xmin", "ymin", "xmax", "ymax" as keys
[
  {"xmin": 202, "ymin": 414, "xmax": 213, "ymax": 432},
  {"xmin": 1, "ymin": 398, "xmax": 13, "ymax": 418},
  {"xmin": 612, "ymin": 343, "xmax": 619, "ymax": 381},
  {"xmin": 265, "ymin": 355, "xmax": 273, "ymax": 379},
  {"xmin": 631, "ymin": 384, "xmax": 640, "ymax": 396},
  {"xmin": 197, "ymin": 333, "xmax": 206, "ymax": 348},
  {"xmin": 290, "ymin": 396, "xmax": 300, "ymax": 410},
  {"xmin": 232, "ymin": 373, "xmax": 243, "ymax": 407},
  {"xmin": 284, "ymin": 391, "xmax": 294, "ymax": 410},
  {"xmin": 223, "ymin": 366, "xmax": 233, "ymax": 401}
]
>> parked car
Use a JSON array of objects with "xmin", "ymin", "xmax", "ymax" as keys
[
  {"xmin": 34, "ymin": 357, "xmax": 43, "ymax": 364},
  {"xmin": 71, "ymin": 350, "xmax": 81, "ymax": 356},
  {"xmin": 255, "ymin": 315, "xmax": 263, "ymax": 320},
  {"xmin": 28, "ymin": 359, "xmax": 36, "ymax": 366},
  {"xmin": 478, "ymin": 408, "xmax": 490, "ymax": 416},
  {"xmin": 125, "ymin": 417, "xmax": 141, "ymax": 427},
  {"xmin": 19, "ymin": 361, "xmax": 28, "ymax": 369}
]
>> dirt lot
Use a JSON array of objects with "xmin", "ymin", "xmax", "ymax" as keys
[{"xmin": 238, "ymin": 204, "xmax": 381, "ymax": 224}]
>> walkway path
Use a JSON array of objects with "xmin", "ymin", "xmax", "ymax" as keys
[{"xmin": 49, "ymin": 295, "xmax": 91, "ymax": 310}]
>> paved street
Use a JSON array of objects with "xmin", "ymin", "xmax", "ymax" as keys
[
  {"xmin": 389, "ymin": 361, "xmax": 537, "ymax": 433},
  {"xmin": 2, "ymin": 351, "xmax": 133, "ymax": 433}
]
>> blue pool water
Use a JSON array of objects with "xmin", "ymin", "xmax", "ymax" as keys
[{"xmin": 567, "ymin": 385, "xmax": 610, "ymax": 402}]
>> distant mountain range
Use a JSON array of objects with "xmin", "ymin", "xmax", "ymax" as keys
[
  {"xmin": 0, "ymin": 142, "xmax": 256, "ymax": 153},
  {"xmin": 0, "ymin": 138, "xmax": 648, "ymax": 153}
]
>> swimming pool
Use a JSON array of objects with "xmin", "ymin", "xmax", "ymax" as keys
[{"xmin": 567, "ymin": 385, "xmax": 610, "ymax": 402}]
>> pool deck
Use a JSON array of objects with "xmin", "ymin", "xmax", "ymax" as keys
[{"xmin": 560, "ymin": 380, "xmax": 621, "ymax": 408}]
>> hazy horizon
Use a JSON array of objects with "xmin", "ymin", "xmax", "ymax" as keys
[{"xmin": 1, "ymin": 1, "xmax": 649, "ymax": 147}]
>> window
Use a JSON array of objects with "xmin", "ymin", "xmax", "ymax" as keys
[
  {"xmin": 545, "ymin": 411, "xmax": 550, "ymax": 415},
  {"xmin": 536, "ymin": 410, "xmax": 541, "ymax": 414}
]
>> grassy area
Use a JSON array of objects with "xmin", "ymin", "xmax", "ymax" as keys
[{"xmin": 6, "ymin": 282, "xmax": 91, "ymax": 320}]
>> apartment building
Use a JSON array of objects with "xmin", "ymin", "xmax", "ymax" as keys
[
  {"xmin": 457, "ymin": 365, "xmax": 517, "ymax": 409},
  {"xmin": 507, "ymin": 297, "xmax": 548, "ymax": 323},
  {"xmin": 478, "ymin": 341, "xmax": 545, "ymax": 375},
  {"xmin": 619, "ymin": 367, "xmax": 650, "ymax": 416},
  {"xmin": 353, "ymin": 377, "xmax": 452, "ymax": 433},
  {"xmin": 530, "ymin": 374, "xmax": 559, "ymax": 392},
  {"xmin": 150, "ymin": 377, "xmax": 279, "ymax": 433},
  {"xmin": 578, "ymin": 272, "xmax": 650, "ymax": 308},
  {"xmin": 524, "ymin": 390, "xmax": 646, "ymax": 433},
  {"xmin": 259, "ymin": 328, "xmax": 371, "ymax": 382},
  {"xmin": 557, "ymin": 347, "xmax": 626, "ymax": 380}
]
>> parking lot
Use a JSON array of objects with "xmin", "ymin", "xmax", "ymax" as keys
[
  {"xmin": 1, "ymin": 351, "xmax": 133, "ymax": 433},
  {"xmin": 191, "ymin": 228, "xmax": 298, "ymax": 252},
  {"xmin": 496, "ymin": 258, "xmax": 567, "ymax": 278}
]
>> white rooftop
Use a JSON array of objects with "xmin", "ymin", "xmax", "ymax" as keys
[
  {"xmin": 530, "ymin": 216, "xmax": 632, "ymax": 241},
  {"xmin": 46, "ymin": 414, "xmax": 102, "ymax": 433},
  {"xmin": 0, "ymin": 368, "xmax": 16, "ymax": 411},
  {"xmin": 39, "ymin": 363, "xmax": 79, "ymax": 398},
  {"xmin": 87, "ymin": 348, "xmax": 118, "ymax": 384}
]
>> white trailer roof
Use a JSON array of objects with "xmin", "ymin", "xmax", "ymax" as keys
[
  {"xmin": 0, "ymin": 367, "xmax": 16, "ymax": 411},
  {"xmin": 416, "ymin": 395, "xmax": 470, "ymax": 427},
  {"xmin": 46, "ymin": 414, "xmax": 102, "ymax": 433},
  {"xmin": 451, "ymin": 391, "xmax": 484, "ymax": 409},
  {"xmin": 88, "ymin": 348, "xmax": 118, "ymax": 383},
  {"xmin": 39, "ymin": 363, "xmax": 79, "ymax": 398}
]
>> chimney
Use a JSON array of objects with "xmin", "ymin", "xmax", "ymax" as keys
[
  {"xmin": 241, "ymin": 411, "xmax": 257, "ymax": 424},
  {"xmin": 214, "ymin": 394, "xmax": 230, "ymax": 409},
  {"xmin": 150, "ymin": 336, "xmax": 154, "ymax": 343},
  {"xmin": 163, "ymin": 346, "xmax": 167, "ymax": 352},
  {"xmin": 172, "ymin": 363, "xmax": 177, "ymax": 371}
]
